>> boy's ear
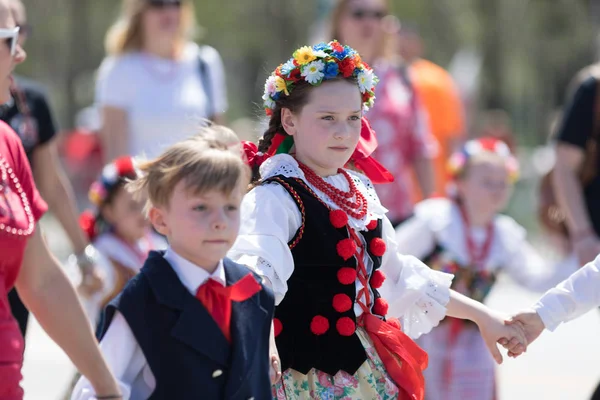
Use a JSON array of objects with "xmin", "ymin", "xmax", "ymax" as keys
[{"xmin": 149, "ymin": 207, "xmax": 169, "ymax": 237}]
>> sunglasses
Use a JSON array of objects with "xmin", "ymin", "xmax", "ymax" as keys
[
  {"xmin": 350, "ymin": 8, "xmax": 387, "ymax": 20},
  {"xmin": 0, "ymin": 27, "xmax": 19, "ymax": 56},
  {"xmin": 147, "ymin": 0, "xmax": 182, "ymax": 8}
]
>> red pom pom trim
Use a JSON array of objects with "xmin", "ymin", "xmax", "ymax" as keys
[
  {"xmin": 337, "ymin": 267, "xmax": 357, "ymax": 285},
  {"xmin": 370, "ymin": 270, "xmax": 386, "ymax": 289},
  {"xmin": 79, "ymin": 210, "xmax": 97, "ymax": 241},
  {"xmin": 387, "ymin": 318, "xmax": 401, "ymax": 330},
  {"xmin": 369, "ymin": 237, "xmax": 387, "ymax": 257},
  {"xmin": 337, "ymin": 238, "xmax": 357, "ymax": 260},
  {"xmin": 332, "ymin": 294, "xmax": 352, "ymax": 313},
  {"xmin": 310, "ymin": 315, "xmax": 330, "ymax": 335},
  {"xmin": 336, "ymin": 317, "xmax": 356, "ymax": 336},
  {"xmin": 366, "ymin": 219, "xmax": 378, "ymax": 231},
  {"xmin": 373, "ymin": 298, "xmax": 389, "ymax": 317},
  {"xmin": 330, "ymin": 210, "xmax": 349, "ymax": 229},
  {"xmin": 273, "ymin": 318, "xmax": 283, "ymax": 337}
]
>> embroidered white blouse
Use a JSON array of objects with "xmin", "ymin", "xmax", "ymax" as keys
[
  {"xmin": 393, "ymin": 197, "xmax": 577, "ymax": 293},
  {"xmin": 71, "ymin": 249, "xmax": 227, "ymax": 400},
  {"xmin": 227, "ymin": 154, "xmax": 453, "ymax": 339},
  {"xmin": 534, "ymin": 255, "xmax": 600, "ymax": 332}
]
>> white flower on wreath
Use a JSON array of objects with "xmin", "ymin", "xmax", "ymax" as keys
[
  {"xmin": 302, "ymin": 60, "xmax": 325, "ymax": 84},
  {"xmin": 102, "ymin": 163, "xmax": 118, "ymax": 184},
  {"xmin": 263, "ymin": 96, "xmax": 276, "ymax": 110},
  {"xmin": 357, "ymin": 69, "xmax": 375, "ymax": 93},
  {"xmin": 264, "ymin": 75, "xmax": 278, "ymax": 97}
]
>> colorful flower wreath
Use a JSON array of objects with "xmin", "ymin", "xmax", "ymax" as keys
[
  {"xmin": 262, "ymin": 40, "xmax": 378, "ymax": 116},
  {"xmin": 447, "ymin": 137, "xmax": 519, "ymax": 182},
  {"xmin": 81, "ymin": 156, "xmax": 138, "ymax": 241}
]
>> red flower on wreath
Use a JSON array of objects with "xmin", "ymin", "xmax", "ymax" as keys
[{"xmin": 339, "ymin": 58, "xmax": 357, "ymax": 77}]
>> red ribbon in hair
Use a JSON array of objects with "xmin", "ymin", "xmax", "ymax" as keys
[
  {"xmin": 241, "ymin": 141, "xmax": 268, "ymax": 168},
  {"xmin": 350, "ymin": 117, "xmax": 394, "ymax": 184}
]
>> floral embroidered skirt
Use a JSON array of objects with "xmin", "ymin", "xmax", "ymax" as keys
[{"xmin": 273, "ymin": 328, "xmax": 401, "ymax": 400}]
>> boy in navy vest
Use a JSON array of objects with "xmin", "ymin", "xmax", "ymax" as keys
[{"xmin": 71, "ymin": 127, "xmax": 277, "ymax": 400}]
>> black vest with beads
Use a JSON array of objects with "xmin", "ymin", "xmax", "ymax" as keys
[{"xmin": 265, "ymin": 175, "xmax": 386, "ymax": 376}]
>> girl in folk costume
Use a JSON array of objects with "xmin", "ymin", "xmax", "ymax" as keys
[
  {"xmin": 228, "ymin": 41, "xmax": 527, "ymax": 400},
  {"xmin": 78, "ymin": 156, "xmax": 166, "ymax": 324},
  {"xmin": 394, "ymin": 137, "xmax": 575, "ymax": 400}
]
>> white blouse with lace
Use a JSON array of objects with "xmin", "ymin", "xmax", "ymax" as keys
[{"xmin": 227, "ymin": 154, "xmax": 453, "ymax": 339}]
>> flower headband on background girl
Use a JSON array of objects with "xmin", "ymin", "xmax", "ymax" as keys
[
  {"xmin": 242, "ymin": 40, "xmax": 394, "ymax": 184},
  {"xmin": 79, "ymin": 156, "xmax": 139, "ymax": 241},
  {"xmin": 446, "ymin": 137, "xmax": 519, "ymax": 187}
]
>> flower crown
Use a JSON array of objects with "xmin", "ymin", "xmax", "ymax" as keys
[
  {"xmin": 447, "ymin": 137, "xmax": 519, "ymax": 182},
  {"xmin": 262, "ymin": 40, "xmax": 378, "ymax": 116},
  {"xmin": 88, "ymin": 156, "xmax": 138, "ymax": 208}
]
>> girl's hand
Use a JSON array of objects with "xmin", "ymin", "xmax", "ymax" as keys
[
  {"xmin": 500, "ymin": 309, "xmax": 545, "ymax": 358},
  {"xmin": 475, "ymin": 309, "xmax": 527, "ymax": 364},
  {"xmin": 269, "ymin": 320, "xmax": 282, "ymax": 384}
]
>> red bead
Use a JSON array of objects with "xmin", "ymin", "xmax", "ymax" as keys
[
  {"xmin": 337, "ymin": 238, "xmax": 357, "ymax": 260},
  {"xmin": 273, "ymin": 318, "xmax": 283, "ymax": 337},
  {"xmin": 332, "ymin": 294, "xmax": 352, "ymax": 313},
  {"xmin": 387, "ymin": 317, "xmax": 401, "ymax": 330},
  {"xmin": 366, "ymin": 219, "xmax": 378, "ymax": 231},
  {"xmin": 330, "ymin": 209, "xmax": 349, "ymax": 229},
  {"xmin": 337, "ymin": 267, "xmax": 357, "ymax": 285},
  {"xmin": 373, "ymin": 298, "xmax": 389, "ymax": 317},
  {"xmin": 370, "ymin": 270, "xmax": 386, "ymax": 289},
  {"xmin": 310, "ymin": 315, "xmax": 330, "ymax": 335},
  {"xmin": 369, "ymin": 237, "xmax": 387, "ymax": 257},
  {"xmin": 336, "ymin": 317, "xmax": 356, "ymax": 336}
]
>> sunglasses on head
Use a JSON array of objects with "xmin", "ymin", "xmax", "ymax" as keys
[
  {"xmin": 350, "ymin": 8, "xmax": 387, "ymax": 20},
  {"xmin": 147, "ymin": 0, "xmax": 182, "ymax": 8},
  {"xmin": 0, "ymin": 27, "xmax": 19, "ymax": 56}
]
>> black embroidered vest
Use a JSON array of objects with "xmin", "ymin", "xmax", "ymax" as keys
[{"xmin": 265, "ymin": 175, "xmax": 386, "ymax": 376}]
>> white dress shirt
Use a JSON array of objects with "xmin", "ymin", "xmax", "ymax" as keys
[
  {"xmin": 71, "ymin": 248, "xmax": 226, "ymax": 400},
  {"xmin": 534, "ymin": 254, "xmax": 600, "ymax": 332}
]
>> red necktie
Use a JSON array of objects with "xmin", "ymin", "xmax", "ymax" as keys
[{"xmin": 195, "ymin": 273, "xmax": 261, "ymax": 342}]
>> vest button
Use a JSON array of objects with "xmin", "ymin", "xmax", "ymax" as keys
[
  {"xmin": 212, "ymin": 369, "xmax": 223, "ymax": 378},
  {"xmin": 248, "ymin": 397, "xmax": 255, "ymax": 400}
]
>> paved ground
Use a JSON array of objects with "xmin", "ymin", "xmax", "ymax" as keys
[{"xmin": 19, "ymin": 218, "xmax": 600, "ymax": 400}]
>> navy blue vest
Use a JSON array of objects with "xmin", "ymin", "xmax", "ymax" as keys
[
  {"xmin": 102, "ymin": 251, "xmax": 275, "ymax": 400},
  {"xmin": 264, "ymin": 175, "xmax": 385, "ymax": 376}
]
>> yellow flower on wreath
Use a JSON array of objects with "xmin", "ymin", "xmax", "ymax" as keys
[
  {"xmin": 274, "ymin": 76, "xmax": 289, "ymax": 95},
  {"xmin": 293, "ymin": 46, "xmax": 317, "ymax": 65}
]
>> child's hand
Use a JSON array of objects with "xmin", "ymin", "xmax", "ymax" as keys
[
  {"xmin": 501, "ymin": 309, "xmax": 545, "ymax": 358},
  {"xmin": 269, "ymin": 320, "xmax": 282, "ymax": 384},
  {"xmin": 475, "ymin": 309, "xmax": 527, "ymax": 364},
  {"xmin": 78, "ymin": 266, "xmax": 104, "ymax": 298}
]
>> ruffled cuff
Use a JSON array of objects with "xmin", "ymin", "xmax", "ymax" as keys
[{"xmin": 383, "ymin": 256, "xmax": 453, "ymax": 339}]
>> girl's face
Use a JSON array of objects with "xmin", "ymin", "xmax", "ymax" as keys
[
  {"xmin": 102, "ymin": 186, "xmax": 148, "ymax": 243},
  {"xmin": 282, "ymin": 80, "xmax": 363, "ymax": 177},
  {"xmin": 336, "ymin": 0, "xmax": 387, "ymax": 59},
  {"xmin": 456, "ymin": 158, "xmax": 513, "ymax": 218}
]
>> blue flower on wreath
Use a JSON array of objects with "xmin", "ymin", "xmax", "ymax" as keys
[
  {"xmin": 280, "ymin": 59, "xmax": 296, "ymax": 76},
  {"xmin": 313, "ymin": 42, "xmax": 328, "ymax": 52},
  {"xmin": 324, "ymin": 62, "xmax": 339, "ymax": 79}
]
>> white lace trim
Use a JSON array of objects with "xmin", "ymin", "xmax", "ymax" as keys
[
  {"xmin": 401, "ymin": 269, "xmax": 454, "ymax": 339},
  {"xmin": 260, "ymin": 154, "xmax": 387, "ymax": 231}
]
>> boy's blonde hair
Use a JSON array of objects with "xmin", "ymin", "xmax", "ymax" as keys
[{"xmin": 128, "ymin": 126, "xmax": 248, "ymax": 215}]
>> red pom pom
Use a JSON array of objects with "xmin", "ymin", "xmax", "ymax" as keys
[
  {"xmin": 79, "ymin": 211, "xmax": 97, "ymax": 241},
  {"xmin": 330, "ymin": 210, "xmax": 349, "ymax": 229},
  {"xmin": 336, "ymin": 317, "xmax": 356, "ymax": 336},
  {"xmin": 337, "ymin": 267, "xmax": 357, "ymax": 285},
  {"xmin": 273, "ymin": 318, "xmax": 283, "ymax": 337},
  {"xmin": 310, "ymin": 315, "xmax": 330, "ymax": 336},
  {"xmin": 370, "ymin": 270, "xmax": 386, "ymax": 289},
  {"xmin": 114, "ymin": 156, "xmax": 135, "ymax": 177},
  {"xmin": 369, "ymin": 237, "xmax": 387, "ymax": 257},
  {"xmin": 366, "ymin": 219, "xmax": 378, "ymax": 231},
  {"xmin": 337, "ymin": 238, "xmax": 357, "ymax": 260},
  {"xmin": 372, "ymin": 298, "xmax": 389, "ymax": 317},
  {"xmin": 332, "ymin": 294, "xmax": 352, "ymax": 313},
  {"xmin": 387, "ymin": 318, "xmax": 401, "ymax": 330}
]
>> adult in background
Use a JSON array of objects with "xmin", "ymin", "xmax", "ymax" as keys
[
  {"xmin": 0, "ymin": 0, "xmax": 121, "ymax": 397},
  {"xmin": 397, "ymin": 22, "xmax": 466, "ymax": 197},
  {"xmin": 4, "ymin": 0, "xmax": 102, "ymax": 338},
  {"xmin": 98, "ymin": 0, "xmax": 228, "ymax": 161},
  {"xmin": 329, "ymin": 0, "xmax": 437, "ymax": 226}
]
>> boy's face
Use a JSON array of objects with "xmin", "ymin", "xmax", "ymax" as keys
[{"xmin": 149, "ymin": 181, "xmax": 243, "ymax": 272}]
